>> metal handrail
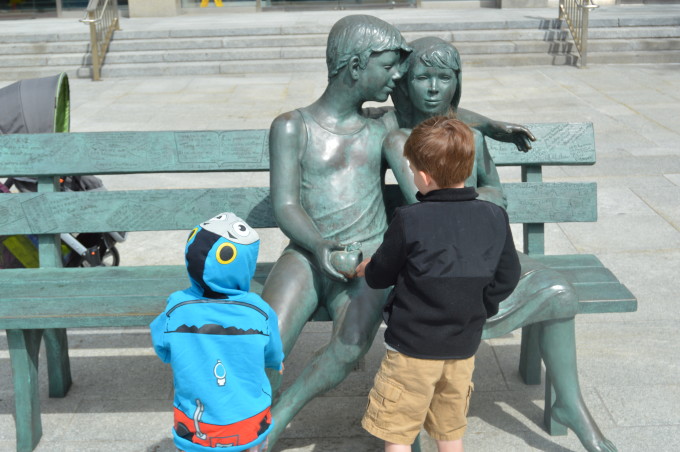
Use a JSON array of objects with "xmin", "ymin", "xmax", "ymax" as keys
[
  {"xmin": 559, "ymin": 0, "xmax": 598, "ymax": 67},
  {"xmin": 80, "ymin": 0, "xmax": 120, "ymax": 81}
]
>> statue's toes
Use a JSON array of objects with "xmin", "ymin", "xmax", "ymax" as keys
[
  {"xmin": 591, "ymin": 439, "xmax": 617, "ymax": 452},
  {"xmin": 602, "ymin": 439, "xmax": 618, "ymax": 452}
]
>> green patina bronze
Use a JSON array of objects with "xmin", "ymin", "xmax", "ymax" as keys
[{"xmin": 262, "ymin": 23, "xmax": 621, "ymax": 452}]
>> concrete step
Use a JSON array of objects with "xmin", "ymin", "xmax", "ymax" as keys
[
  {"xmin": 588, "ymin": 49, "xmax": 680, "ymax": 64},
  {"xmin": 0, "ymin": 32, "xmax": 89, "ymax": 44},
  {"xmin": 1, "ymin": 17, "xmax": 679, "ymax": 80},
  {"xmin": 98, "ymin": 59, "xmax": 325, "ymax": 77},
  {"xmin": 0, "ymin": 65, "xmax": 87, "ymax": 81},
  {"xmin": 0, "ymin": 41, "xmax": 90, "ymax": 55},
  {"xmin": 589, "ymin": 25, "xmax": 680, "ymax": 39},
  {"xmin": 589, "ymin": 37, "xmax": 680, "ymax": 52}
]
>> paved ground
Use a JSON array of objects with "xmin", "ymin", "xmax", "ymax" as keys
[{"xmin": 1, "ymin": 6, "xmax": 680, "ymax": 452}]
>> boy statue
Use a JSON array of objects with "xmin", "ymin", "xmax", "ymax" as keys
[
  {"xmin": 263, "ymin": 16, "xmax": 537, "ymax": 446},
  {"xmin": 261, "ymin": 15, "xmax": 413, "ymax": 444}
]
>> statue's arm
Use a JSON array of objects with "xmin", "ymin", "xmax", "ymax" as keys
[
  {"xmin": 269, "ymin": 112, "xmax": 346, "ymax": 282},
  {"xmin": 383, "ymin": 129, "xmax": 418, "ymax": 204},
  {"xmin": 457, "ymin": 107, "xmax": 535, "ymax": 153},
  {"xmin": 473, "ymin": 131, "xmax": 507, "ymax": 209}
]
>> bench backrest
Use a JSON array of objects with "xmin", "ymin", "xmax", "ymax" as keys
[{"xmin": 0, "ymin": 122, "xmax": 596, "ymax": 265}]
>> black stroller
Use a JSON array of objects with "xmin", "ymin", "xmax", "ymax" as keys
[{"xmin": 0, "ymin": 73, "xmax": 125, "ymax": 267}]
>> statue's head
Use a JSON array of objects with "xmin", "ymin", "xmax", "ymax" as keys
[
  {"xmin": 392, "ymin": 37, "xmax": 463, "ymax": 126},
  {"xmin": 326, "ymin": 15, "xmax": 411, "ymax": 80}
]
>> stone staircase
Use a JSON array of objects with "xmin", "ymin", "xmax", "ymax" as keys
[{"xmin": 0, "ymin": 9, "xmax": 679, "ymax": 80}]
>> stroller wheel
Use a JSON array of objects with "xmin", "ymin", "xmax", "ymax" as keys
[{"xmin": 100, "ymin": 246, "xmax": 121, "ymax": 267}]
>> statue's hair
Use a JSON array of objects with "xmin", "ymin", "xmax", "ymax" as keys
[
  {"xmin": 326, "ymin": 15, "xmax": 411, "ymax": 80},
  {"xmin": 393, "ymin": 37, "xmax": 463, "ymax": 127}
]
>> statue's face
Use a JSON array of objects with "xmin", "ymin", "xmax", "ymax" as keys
[
  {"xmin": 357, "ymin": 50, "xmax": 403, "ymax": 103},
  {"xmin": 407, "ymin": 61, "xmax": 457, "ymax": 117}
]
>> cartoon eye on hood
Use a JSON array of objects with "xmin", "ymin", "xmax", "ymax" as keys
[
  {"xmin": 185, "ymin": 212, "xmax": 260, "ymax": 298},
  {"xmin": 200, "ymin": 212, "xmax": 259, "ymax": 246}
]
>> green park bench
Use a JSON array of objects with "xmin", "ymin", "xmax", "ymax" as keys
[{"xmin": 0, "ymin": 123, "xmax": 637, "ymax": 452}]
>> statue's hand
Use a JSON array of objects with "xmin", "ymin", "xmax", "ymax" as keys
[
  {"xmin": 487, "ymin": 121, "xmax": 536, "ymax": 153},
  {"xmin": 313, "ymin": 240, "xmax": 348, "ymax": 283}
]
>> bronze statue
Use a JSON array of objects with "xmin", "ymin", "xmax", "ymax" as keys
[
  {"xmin": 263, "ymin": 15, "xmax": 614, "ymax": 452},
  {"xmin": 381, "ymin": 36, "xmax": 617, "ymax": 452},
  {"xmin": 263, "ymin": 15, "xmax": 530, "ymax": 446},
  {"xmin": 261, "ymin": 15, "xmax": 412, "ymax": 444}
]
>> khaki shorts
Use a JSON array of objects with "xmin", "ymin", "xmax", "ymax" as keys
[{"xmin": 361, "ymin": 350, "xmax": 475, "ymax": 445}]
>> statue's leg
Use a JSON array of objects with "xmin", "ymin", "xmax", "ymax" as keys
[
  {"xmin": 539, "ymin": 318, "xmax": 617, "ymax": 452},
  {"xmin": 262, "ymin": 251, "xmax": 320, "ymax": 394},
  {"xmin": 268, "ymin": 279, "xmax": 387, "ymax": 446}
]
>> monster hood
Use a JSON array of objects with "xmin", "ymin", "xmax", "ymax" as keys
[{"xmin": 184, "ymin": 212, "xmax": 260, "ymax": 298}]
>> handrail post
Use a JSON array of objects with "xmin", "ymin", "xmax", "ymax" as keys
[
  {"xmin": 113, "ymin": 0, "xmax": 121, "ymax": 30},
  {"xmin": 559, "ymin": 0, "xmax": 598, "ymax": 68},
  {"xmin": 87, "ymin": 8, "xmax": 101, "ymax": 81},
  {"xmin": 81, "ymin": 0, "xmax": 120, "ymax": 81},
  {"xmin": 579, "ymin": 0, "xmax": 599, "ymax": 68}
]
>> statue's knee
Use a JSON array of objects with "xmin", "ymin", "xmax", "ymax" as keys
[{"xmin": 332, "ymin": 336, "xmax": 371, "ymax": 367}]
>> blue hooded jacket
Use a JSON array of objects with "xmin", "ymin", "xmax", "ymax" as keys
[{"xmin": 150, "ymin": 213, "xmax": 284, "ymax": 452}]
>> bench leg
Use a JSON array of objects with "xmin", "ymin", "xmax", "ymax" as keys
[
  {"xmin": 6, "ymin": 329, "xmax": 44, "ymax": 452},
  {"xmin": 518, "ymin": 324, "xmax": 542, "ymax": 385},
  {"xmin": 43, "ymin": 328, "xmax": 72, "ymax": 398},
  {"xmin": 544, "ymin": 370, "xmax": 568, "ymax": 436}
]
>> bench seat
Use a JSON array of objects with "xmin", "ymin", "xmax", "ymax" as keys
[{"xmin": 0, "ymin": 254, "xmax": 636, "ymax": 331}]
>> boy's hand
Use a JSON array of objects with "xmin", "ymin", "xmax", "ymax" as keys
[
  {"xmin": 279, "ymin": 362, "xmax": 285, "ymax": 375},
  {"xmin": 355, "ymin": 257, "xmax": 371, "ymax": 278}
]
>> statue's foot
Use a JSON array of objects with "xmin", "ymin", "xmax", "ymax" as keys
[{"xmin": 551, "ymin": 402, "xmax": 617, "ymax": 452}]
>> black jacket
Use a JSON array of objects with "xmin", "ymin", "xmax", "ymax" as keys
[{"xmin": 365, "ymin": 187, "xmax": 520, "ymax": 359}]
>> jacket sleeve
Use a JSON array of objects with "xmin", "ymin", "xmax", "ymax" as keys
[
  {"xmin": 365, "ymin": 210, "xmax": 407, "ymax": 289},
  {"xmin": 265, "ymin": 308, "xmax": 285, "ymax": 371},
  {"xmin": 483, "ymin": 209, "xmax": 521, "ymax": 318},
  {"xmin": 150, "ymin": 310, "xmax": 171, "ymax": 363}
]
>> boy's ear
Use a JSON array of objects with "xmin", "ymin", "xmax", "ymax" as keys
[
  {"xmin": 419, "ymin": 170, "xmax": 433, "ymax": 187},
  {"xmin": 349, "ymin": 56, "xmax": 361, "ymax": 81}
]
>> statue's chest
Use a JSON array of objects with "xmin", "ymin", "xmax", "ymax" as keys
[{"xmin": 302, "ymin": 122, "xmax": 385, "ymax": 174}]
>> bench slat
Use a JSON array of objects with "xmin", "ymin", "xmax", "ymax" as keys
[
  {"xmin": 574, "ymin": 282, "xmax": 637, "ymax": 313},
  {"xmin": 0, "ymin": 130, "xmax": 270, "ymax": 176},
  {"xmin": 0, "ymin": 187, "xmax": 276, "ymax": 234},
  {"xmin": 530, "ymin": 254, "xmax": 604, "ymax": 268},
  {"xmin": 1, "ymin": 182, "xmax": 595, "ymax": 235},
  {"xmin": 553, "ymin": 267, "xmax": 618, "ymax": 284},
  {"xmin": 0, "ymin": 296, "xmax": 165, "ymax": 329},
  {"xmin": 503, "ymin": 182, "xmax": 597, "ymax": 223},
  {"xmin": 0, "ymin": 123, "xmax": 594, "ymax": 178},
  {"xmin": 0, "ymin": 282, "xmax": 636, "ymax": 329},
  {"xmin": 487, "ymin": 123, "xmax": 595, "ymax": 166},
  {"xmin": 0, "ymin": 265, "xmax": 272, "ymax": 297}
]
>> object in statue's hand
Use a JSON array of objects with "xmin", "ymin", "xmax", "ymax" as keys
[{"xmin": 330, "ymin": 242, "xmax": 363, "ymax": 279}]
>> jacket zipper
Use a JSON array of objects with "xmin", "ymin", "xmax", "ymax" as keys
[{"xmin": 166, "ymin": 299, "xmax": 268, "ymax": 320}]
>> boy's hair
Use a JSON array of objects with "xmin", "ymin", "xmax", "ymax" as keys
[
  {"xmin": 403, "ymin": 116, "xmax": 475, "ymax": 187},
  {"xmin": 326, "ymin": 15, "xmax": 411, "ymax": 80}
]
